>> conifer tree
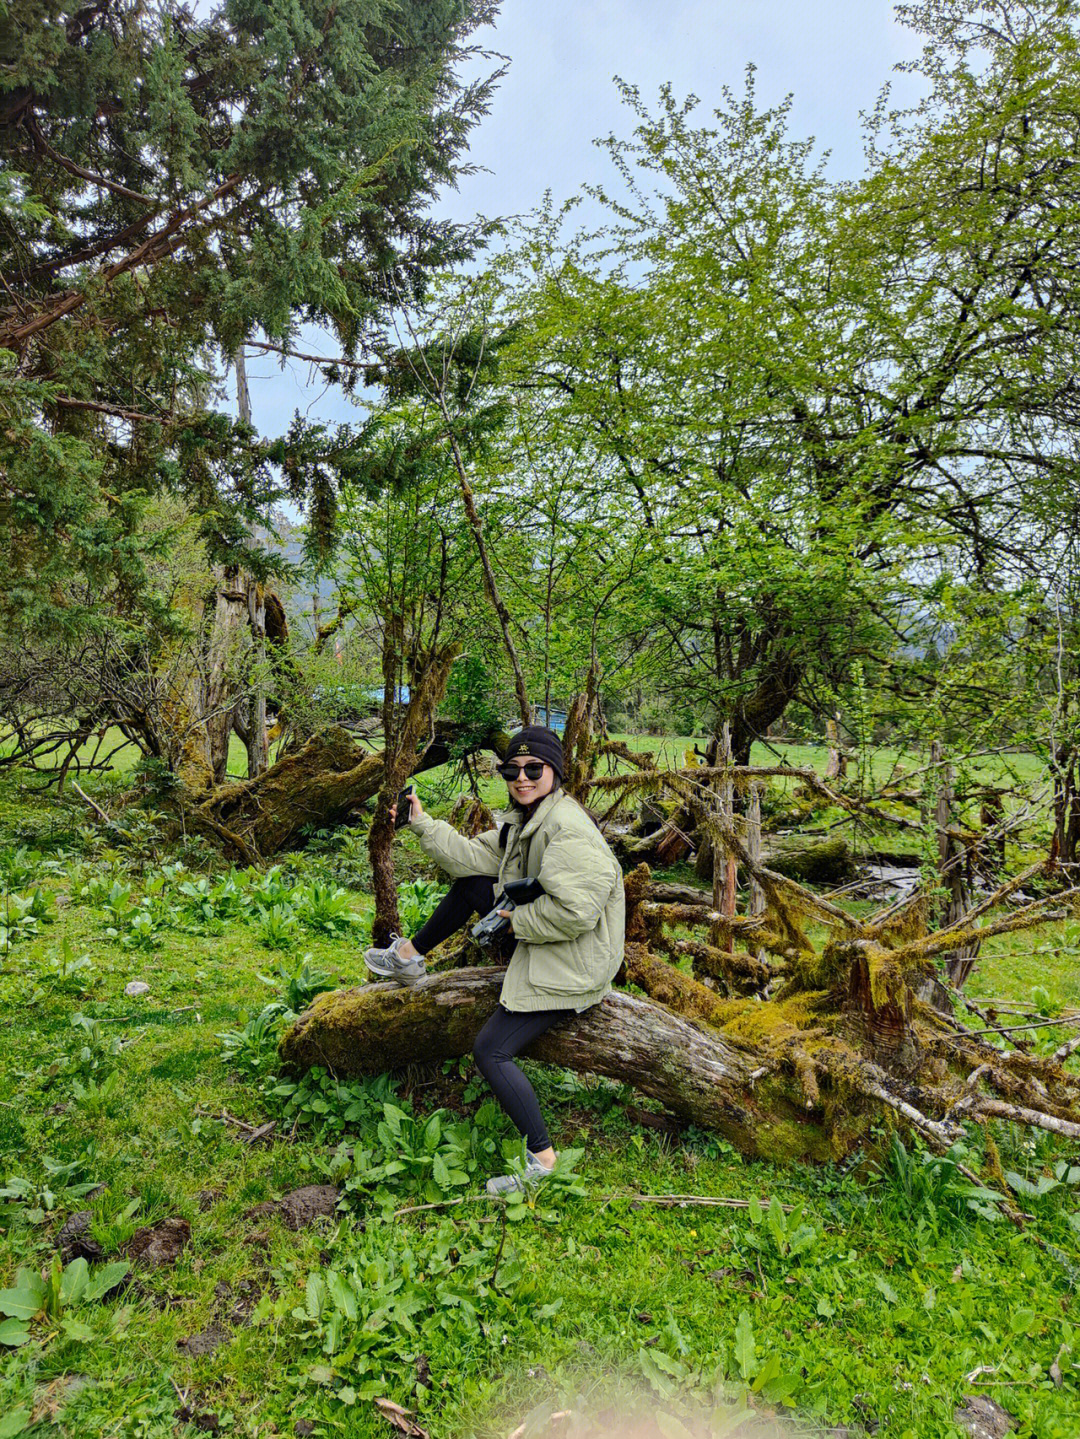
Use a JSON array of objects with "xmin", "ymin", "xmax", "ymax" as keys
[{"xmin": 0, "ymin": 0, "xmax": 502, "ymax": 631}]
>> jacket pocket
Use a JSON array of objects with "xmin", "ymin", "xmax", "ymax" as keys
[{"xmin": 526, "ymin": 938, "xmax": 592, "ymax": 994}]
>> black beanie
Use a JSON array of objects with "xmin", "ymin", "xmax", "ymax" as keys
[{"xmin": 503, "ymin": 725, "xmax": 565, "ymax": 779}]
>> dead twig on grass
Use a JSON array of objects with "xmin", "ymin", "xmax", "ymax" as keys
[
  {"xmin": 216, "ymin": 1111, "xmax": 278, "ymax": 1146},
  {"xmin": 625, "ymin": 1193, "xmax": 795, "ymax": 1213},
  {"xmin": 71, "ymin": 781, "xmax": 114, "ymax": 827},
  {"xmin": 98, "ymin": 1005, "xmax": 196, "ymax": 1024},
  {"xmin": 392, "ymin": 1191, "xmax": 798, "ymax": 1220}
]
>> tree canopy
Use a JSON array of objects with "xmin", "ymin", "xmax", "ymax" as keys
[{"xmin": 1, "ymin": 0, "xmax": 501, "ymax": 632}]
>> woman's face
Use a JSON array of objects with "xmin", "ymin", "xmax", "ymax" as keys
[{"xmin": 504, "ymin": 755, "xmax": 556, "ymax": 806}]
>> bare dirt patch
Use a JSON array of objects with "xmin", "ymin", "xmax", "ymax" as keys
[
  {"xmin": 244, "ymin": 1184, "xmax": 339, "ymax": 1231},
  {"xmin": 177, "ymin": 1322, "xmax": 230, "ymax": 1357},
  {"xmin": 126, "ymin": 1216, "xmax": 191, "ymax": 1268},
  {"xmin": 56, "ymin": 1210, "xmax": 102, "ymax": 1262}
]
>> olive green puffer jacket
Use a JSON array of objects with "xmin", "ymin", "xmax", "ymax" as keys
[{"xmin": 409, "ymin": 789, "xmax": 625, "ymax": 1012}]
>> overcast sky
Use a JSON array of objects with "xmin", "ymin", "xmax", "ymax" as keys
[{"xmin": 236, "ymin": 1, "xmax": 927, "ymax": 435}]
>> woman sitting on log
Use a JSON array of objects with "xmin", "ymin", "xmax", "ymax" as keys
[{"xmin": 364, "ymin": 725, "xmax": 626, "ymax": 1194}]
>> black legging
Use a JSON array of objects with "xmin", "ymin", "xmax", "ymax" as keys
[
  {"xmin": 473, "ymin": 1005, "xmax": 567, "ymax": 1152},
  {"xmin": 412, "ymin": 873, "xmax": 498, "ymax": 955},
  {"xmin": 411, "ymin": 875, "xmax": 568, "ymax": 1153}
]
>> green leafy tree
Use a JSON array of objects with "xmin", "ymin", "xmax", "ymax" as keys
[
  {"xmin": 334, "ymin": 395, "xmax": 489, "ymax": 939},
  {"xmin": 483, "ymin": 0, "xmax": 1080, "ymax": 766}
]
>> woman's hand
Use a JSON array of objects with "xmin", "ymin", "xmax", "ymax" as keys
[{"xmin": 389, "ymin": 792, "xmax": 425, "ymax": 825}]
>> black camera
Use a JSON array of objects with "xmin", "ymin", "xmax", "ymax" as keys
[{"xmin": 471, "ymin": 876, "xmax": 546, "ymax": 947}]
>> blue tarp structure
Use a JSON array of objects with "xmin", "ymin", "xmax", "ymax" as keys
[
  {"xmin": 534, "ymin": 706, "xmax": 567, "ymax": 733},
  {"xmin": 364, "ymin": 685, "xmax": 411, "ymax": 704}
]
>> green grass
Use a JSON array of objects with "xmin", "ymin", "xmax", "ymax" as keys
[
  {"xmin": 1, "ymin": 772, "xmax": 1078, "ymax": 1439},
  {"xmin": 2, "ymin": 722, "xmax": 1048, "ymax": 789},
  {"xmin": 967, "ymin": 923, "xmax": 1080, "ymax": 1011},
  {"xmin": 0, "ymin": 726, "xmax": 280, "ymax": 778}
]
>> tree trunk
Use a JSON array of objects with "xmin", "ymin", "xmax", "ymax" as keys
[
  {"xmin": 195, "ymin": 726, "xmax": 383, "ymax": 857},
  {"xmin": 369, "ymin": 613, "xmax": 408, "ymax": 944},
  {"xmin": 246, "ymin": 581, "xmax": 269, "ymax": 779},
  {"xmin": 1053, "ymin": 740, "xmax": 1080, "ymax": 872},
  {"xmin": 433, "ymin": 387, "xmax": 532, "ymax": 727},
  {"xmin": 368, "ymin": 639, "xmax": 461, "ymax": 946},
  {"xmin": 747, "ymin": 781, "xmax": 766, "ymax": 967},
  {"xmin": 280, "ymin": 924, "xmax": 1080, "ymax": 1163},
  {"xmin": 765, "ymin": 837, "xmax": 854, "ymax": 885},
  {"xmin": 277, "ymin": 835, "xmax": 1080, "ymax": 1165},
  {"xmin": 747, "ymin": 783, "xmax": 765, "ymax": 920},
  {"xmin": 279, "ymin": 967, "xmax": 836, "ymax": 1161},
  {"xmin": 562, "ymin": 666, "xmax": 603, "ymax": 804},
  {"xmin": 726, "ymin": 650, "xmax": 801, "ymax": 768},
  {"xmin": 204, "ymin": 568, "xmax": 249, "ymax": 784},
  {"xmin": 932, "ymin": 741, "xmax": 979, "ymax": 988},
  {"xmin": 713, "ymin": 723, "xmax": 737, "ymax": 953},
  {"xmin": 824, "ymin": 715, "xmax": 846, "ymax": 781}
]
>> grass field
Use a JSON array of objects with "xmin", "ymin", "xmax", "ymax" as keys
[
  {"xmin": 2, "ymin": 724, "xmax": 1048, "ymax": 788},
  {"xmin": 1, "ymin": 759, "xmax": 1077, "ymax": 1439},
  {"xmin": 0, "ymin": 728, "xmax": 278, "ymax": 777}
]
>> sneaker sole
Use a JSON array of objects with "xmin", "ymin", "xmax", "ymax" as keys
[{"xmin": 363, "ymin": 957, "xmax": 423, "ymax": 987}]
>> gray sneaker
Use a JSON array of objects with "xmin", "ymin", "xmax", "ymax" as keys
[
  {"xmin": 363, "ymin": 934, "xmax": 426, "ymax": 987},
  {"xmin": 486, "ymin": 1151, "xmax": 553, "ymax": 1196}
]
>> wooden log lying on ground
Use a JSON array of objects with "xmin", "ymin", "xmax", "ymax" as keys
[
  {"xmin": 194, "ymin": 726, "xmax": 383, "ymax": 857},
  {"xmin": 764, "ymin": 837, "xmax": 855, "ymax": 885},
  {"xmin": 279, "ymin": 967, "xmax": 836, "ymax": 1162},
  {"xmin": 276, "ymin": 852, "xmax": 1080, "ymax": 1169}
]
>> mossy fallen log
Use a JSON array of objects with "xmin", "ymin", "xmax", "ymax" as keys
[
  {"xmin": 764, "ymin": 836, "xmax": 854, "ymax": 885},
  {"xmin": 190, "ymin": 716, "xmax": 509, "ymax": 858},
  {"xmin": 279, "ymin": 967, "xmax": 841, "ymax": 1162},
  {"xmin": 695, "ymin": 829, "xmax": 854, "ymax": 887},
  {"xmin": 195, "ymin": 726, "xmax": 383, "ymax": 857},
  {"xmin": 276, "ymin": 851, "xmax": 1080, "ymax": 1170}
]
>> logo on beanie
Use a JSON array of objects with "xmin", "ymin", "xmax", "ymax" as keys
[{"xmin": 515, "ymin": 744, "xmax": 530, "ymax": 755}]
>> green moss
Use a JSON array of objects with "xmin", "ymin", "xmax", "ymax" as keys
[
  {"xmin": 767, "ymin": 836, "xmax": 854, "ymax": 885},
  {"xmin": 753, "ymin": 1115, "xmax": 831, "ymax": 1163},
  {"xmin": 786, "ymin": 941, "xmax": 839, "ymax": 991},
  {"xmin": 279, "ymin": 982, "xmax": 496, "ymax": 1076},
  {"xmin": 864, "ymin": 942, "xmax": 904, "ymax": 1009},
  {"xmin": 721, "ymin": 991, "xmax": 830, "ymax": 1046}
]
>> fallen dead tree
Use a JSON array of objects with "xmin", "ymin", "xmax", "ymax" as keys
[
  {"xmin": 280, "ymin": 822, "xmax": 1080, "ymax": 1162},
  {"xmin": 280, "ymin": 967, "xmax": 832, "ymax": 1159},
  {"xmin": 204, "ymin": 720, "xmax": 1079, "ymax": 1163},
  {"xmin": 186, "ymin": 711, "xmax": 508, "ymax": 860},
  {"xmin": 187, "ymin": 643, "xmax": 469, "ymax": 859}
]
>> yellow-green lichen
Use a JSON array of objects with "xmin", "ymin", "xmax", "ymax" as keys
[{"xmin": 721, "ymin": 991, "xmax": 831, "ymax": 1047}]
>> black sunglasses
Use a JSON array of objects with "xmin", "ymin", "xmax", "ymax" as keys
[{"xmin": 497, "ymin": 760, "xmax": 546, "ymax": 781}]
